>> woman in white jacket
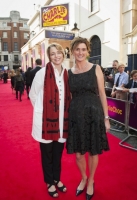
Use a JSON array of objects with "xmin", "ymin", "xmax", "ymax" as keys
[{"xmin": 29, "ymin": 43, "xmax": 70, "ymax": 198}]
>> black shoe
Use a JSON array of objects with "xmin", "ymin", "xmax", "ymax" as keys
[
  {"xmin": 86, "ymin": 183, "xmax": 94, "ymax": 200},
  {"xmin": 47, "ymin": 184, "xmax": 58, "ymax": 198},
  {"xmin": 55, "ymin": 180, "xmax": 67, "ymax": 192},
  {"xmin": 76, "ymin": 179, "xmax": 87, "ymax": 196}
]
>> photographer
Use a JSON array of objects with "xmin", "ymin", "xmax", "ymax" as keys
[{"xmin": 104, "ymin": 60, "xmax": 119, "ymax": 96}]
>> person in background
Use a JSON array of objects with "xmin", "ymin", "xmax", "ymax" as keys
[
  {"xmin": 111, "ymin": 63, "xmax": 129, "ymax": 130},
  {"xmin": 20, "ymin": 69, "xmax": 25, "ymax": 94},
  {"xmin": 66, "ymin": 37, "xmax": 110, "ymax": 200},
  {"xmin": 123, "ymin": 70, "xmax": 137, "ymax": 103},
  {"xmin": 104, "ymin": 60, "xmax": 119, "ymax": 96},
  {"xmin": 24, "ymin": 67, "xmax": 32, "ymax": 99},
  {"xmin": 111, "ymin": 63, "xmax": 129, "ymax": 100},
  {"xmin": 29, "ymin": 43, "xmax": 70, "ymax": 198},
  {"xmin": 0, "ymin": 71, "xmax": 4, "ymax": 81},
  {"xmin": 30, "ymin": 59, "xmax": 42, "ymax": 86},
  {"xmin": 106, "ymin": 60, "xmax": 119, "ymax": 87},
  {"xmin": 10, "ymin": 69, "xmax": 16, "ymax": 93},
  {"xmin": 3, "ymin": 71, "xmax": 8, "ymax": 83},
  {"xmin": 14, "ymin": 69, "xmax": 24, "ymax": 101},
  {"xmin": 64, "ymin": 47, "xmax": 70, "ymax": 59}
]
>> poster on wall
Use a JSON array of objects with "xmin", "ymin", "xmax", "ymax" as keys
[
  {"xmin": 41, "ymin": 4, "xmax": 69, "ymax": 27},
  {"xmin": 41, "ymin": 43, "xmax": 45, "ymax": 67}
]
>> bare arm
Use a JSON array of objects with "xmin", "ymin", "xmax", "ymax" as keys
[
  {"xmin": 96, "ymin": 65, "xmax": 110, "ymax": 131},
  {"xmin": 96, "ymin": 65, "xmax": 108, "ymax": 116}
]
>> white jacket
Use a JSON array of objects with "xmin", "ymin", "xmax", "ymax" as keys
[{"xmin": 29, "ymin": 65, "xmax": 66, "ymax": 143}]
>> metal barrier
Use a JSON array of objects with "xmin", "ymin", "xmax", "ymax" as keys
[
  {"xmin": 119, "ymin": 99, "xmax": 137, "ymax": 151},
  {"xmin": 106, "ymin": 89, "xmax": 137, "ymax": 151}
]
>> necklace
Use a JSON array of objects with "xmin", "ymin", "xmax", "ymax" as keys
[{"xmin": 74, "ymin": 62, "xmax": 88, "ymax": 73}]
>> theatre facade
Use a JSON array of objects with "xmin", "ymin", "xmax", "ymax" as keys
[
  {"xmin": 21, "ymin": 2, "xmax": 76, "ymax": 71},
  {"xmin": 21, "ymin": 0, "xmax": 137, "ymax": 71}
]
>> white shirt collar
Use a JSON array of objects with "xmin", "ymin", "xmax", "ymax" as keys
[{"xmin": 51, "ymin": 62, "xmax": 65, "ymax": 77}]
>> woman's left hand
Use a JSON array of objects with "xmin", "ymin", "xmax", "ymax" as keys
[{"xmin": 105, "ymin": 119, "xmax": 110, "ymax": 132}]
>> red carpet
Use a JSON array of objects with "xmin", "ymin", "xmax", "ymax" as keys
[{"xmin": 0, "ymin": 80, "xmax": 137, "ymax": 200}]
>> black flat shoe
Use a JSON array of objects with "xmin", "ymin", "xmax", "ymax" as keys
[
  {"xmin": 86, "ymin": 183, "xmax": 94, "ymax": 200},
  {"xmin": 55, "ymin": 180, "xmax": 67, "ymax": 192},
  {"xmin": 47, "ymin": 184, "xmax": 58, "ymax": 198},
  {"xmin": 76, "ymin": 179, "xmax": 87, "ymax": 196}
]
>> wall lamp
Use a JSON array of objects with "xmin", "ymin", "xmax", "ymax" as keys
[{"xmin": 71, "ymin": 23, "xmax": 80, "ymax": 36}]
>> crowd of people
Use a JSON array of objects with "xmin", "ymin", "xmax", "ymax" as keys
[
  {"xmin": 1, "ymin": 37, "xmax": 137, "ymax": 200},
  {"xmin": 0, "ymin": 58, "xmax": 42, "ymax": 102},
  {"xmin": 104, "ymin": 60, "xmax": 137, "ymax": 130}
]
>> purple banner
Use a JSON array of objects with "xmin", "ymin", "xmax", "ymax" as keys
[
  {"xmin": 32, "ymin": 49, "xmax": 35, "ymax": 68},
  {"xmin": 25, "ymin": 54, "xmax": 28, "ymax": 69},
  {"xmin": 129, "ymin": 103, "xmax": 137, "ymax": 129},
  {"xmin": 107, "ymin": 98, "xmax": 126, "ymax": 123}
]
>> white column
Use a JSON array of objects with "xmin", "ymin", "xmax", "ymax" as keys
[
  {"xmin": 44, "ymin": 39, "xmax": 49, "ymax": 64},
  {"xmin": 28, "ymin": 50, "xmax": 32, "ymax": 67},
  {"xmin": 34, "ymin": 45, "xmax": 40, "ymax": 59}
]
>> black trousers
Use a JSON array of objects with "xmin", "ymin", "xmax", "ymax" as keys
[
  {"xmin": 16, "ymin": 90, "xmax": 22, "ymax": 100},
  {"xmin": 40, "ymin": 141, "xmax": 64, "ymax": 185},
  {"xmin": 26, "ymin": 84, "xmax": 31, "ymax": 96}
]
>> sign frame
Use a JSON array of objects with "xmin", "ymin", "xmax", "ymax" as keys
[{"xmin": 41, "ymin": 3, "xmax": 69, "ymax": 27}]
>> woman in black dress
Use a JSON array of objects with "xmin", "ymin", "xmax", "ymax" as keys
[{"xmin": 66, "ymin": 37, "xmax": 110, "ymax": 200}]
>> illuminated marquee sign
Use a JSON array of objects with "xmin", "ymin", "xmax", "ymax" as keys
[{"xmin": 41, "ymin": 4, "xmax": 69, "ymax": 27}]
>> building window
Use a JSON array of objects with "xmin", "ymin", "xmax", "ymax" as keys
[
  {"xmin": 0, "ymin": 55, "xmax": 1, "ymax": 61},
  {"xmin": 90, "ymin": 0, "xmax": 99, "ymax": 13},
  {"xmin": 14, "ymin": 55, "xmax": 19, "ymax": 62},
  {"xmin": 3, "ymin": 32, "xmax": 7, "ymax": 38},
  {"xmin": 89, "ymin": 35, "xmax": 101, "ymax": 65},
  {"xmin": 3, "ymin": 22, "xmax": 7, "ymax": 27},
  {"xmin": 4, "ymin": 55, "xmax": 8, "ymax": 61},
  {"xmin": 13, "ymin": 22, "xmax": 17, "ymax": 27},
  {"xmin": 23, "ymin": 22, "xmax": 28, "ymax": 28},
  {"xmin": 24, "ymin": 33, "xmax": 28, "ymax": 39},
  {"xmin": 14, "ymin": 42, "xmax": 18, "ymax": 51},
  {"xmin": 14, "ymin": 32, "xmax": 17, "ymax": 38},
  {"xmin": 3, "ymin": 42, "xmax": 8, "ymax": 51}
]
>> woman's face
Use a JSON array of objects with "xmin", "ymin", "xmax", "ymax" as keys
[
  {"xmin": 49, "ymin": 46, "xmax": 64, "ymax": 66},
  {"xmin": 132, "ymin": 73, "xmax": 137, "ymax": 81},
  {"xmin": 73, "ymin": 43, "xmax": 88, "ymax": 62}
]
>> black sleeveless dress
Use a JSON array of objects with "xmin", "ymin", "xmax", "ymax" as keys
[{"xmin": 66, "ymin": 65, "xmax": 109, "ymax": 155}]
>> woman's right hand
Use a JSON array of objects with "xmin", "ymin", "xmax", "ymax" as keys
[
  {"xmin": 105, "ymin": 119, "xmax": 110, "ymax": 133},
  {"xmin": 111, "ymin": 91, "xmax": 116, "ymax": 98}
]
